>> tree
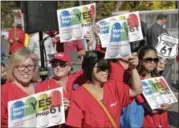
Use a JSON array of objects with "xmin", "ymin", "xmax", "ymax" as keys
[{"xmin": 1, "ymin": 1, "xmax": 18, "ymax": 28}]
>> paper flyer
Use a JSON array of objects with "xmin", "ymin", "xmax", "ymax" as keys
[
  {"xmin": 57, "ymin": 3, "xmax": 96, "ymax": 42},
  {"xmin": 104, "ymin": 20, "xmax": 131, "ymax": 59},
  {"xmin": 8, "ymin": 87, "xmax": 65, "ymax": 128},
  {"xmin": 97, "ymin": 11, "xmax": 143, "ymax": 48},
  {"xmin": 141, "ymin": 77, "xmax": 178, "ymax": 110},
  {"xmin": 155, "ymin": 33, "xmax": 178, "ymax": 59},
  {"xmin": 13, "ymin": 10, "xmax": 25, "ymax": 30}
]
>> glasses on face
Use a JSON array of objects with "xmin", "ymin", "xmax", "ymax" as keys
[
  {"xmin": 16, "ymin": 65, "xmax": 36, "ymax": 71},
  {"xmin": 94, "ymin": 63, "xmax": 110, "ymax": 72},
  {"xmin": 52, "ymin": 62, "xmax": 67, "ymax": 68},
  {"xmin": 142, "ymin": 57, "xmax": 159, "ymax": 63}
]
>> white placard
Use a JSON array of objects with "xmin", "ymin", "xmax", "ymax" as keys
[
  {"xmin": 97, "ymin": 11, "xmax": 143, "ymax": 48},
  {"xmin": 57, "ymin": 3, "xmax": 96, "ymax": 42},
  {"xmin": 8, "ymin": 87, "xmax": 65, "ymax": 128},
  {"xmin": 104, "ymin": 21, "xmax": 131, "ymax": 59},
  {"xmin": 141, "ymin": 77, "xmax": 178, "ymax": 110}
]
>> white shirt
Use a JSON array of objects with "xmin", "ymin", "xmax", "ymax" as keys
[{"xmin": 28, "ymin": 33, "xmax": 56, "ymax": 67}]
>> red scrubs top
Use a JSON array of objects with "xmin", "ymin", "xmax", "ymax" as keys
[
  {"xmin": 8, "ymin": 27, "xmax": 25, "ymax": 54},
  {"xmin": 137, "ymin": 77, "xmax": 170, "ymax": 128},
  {"xmin": 109, "ymin": 61, "xmax": 125, "ymax": 82},
  {"xmin": 66, "ymin": 80, "xmax": 132, "ymax": 128},
  {"xmin": 1, "ymin": 82, "xmax": 37, "ymax": 128},
  {"xmin": 36, "ymin": 71, "xmax": 85, "ymax": 99}
]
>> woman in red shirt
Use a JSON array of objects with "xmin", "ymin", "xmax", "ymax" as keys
[
  {"xmin": 1, "ymin": 48, "xmax": 39, "ymax": 127},
  {"xmin": 8, "ymin": 24, "xmax": 25, "ymax": 54},
  {"xmin": 137, "ymin": 46, "xmax": 175, "ymax": 128},
  {"xmin": 66, "ymin": 50, "xmax": 142, "ymax": 128}
]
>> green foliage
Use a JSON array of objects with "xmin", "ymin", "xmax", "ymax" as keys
[
  {"xmin": 151, "ymin": 1, "xmax": 175, "ymax": 10},
  {"xmin": 1, "ymin": 1, "xmax": 176, "ymax": 29},
  {"xmin": 1, "ymin": 1, "xmax": 17, "ymax": 28},
  {"xmin": 95, "ymin": 1, "xmax": 115, "ymax": 21},
  {"xmin": 57, "ymin": 1, "xmax": 77, "ymax": 9}
]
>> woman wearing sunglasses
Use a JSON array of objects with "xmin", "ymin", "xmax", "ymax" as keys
[
  {"xmin": 66, "ymin": 50, "xmax": 142, "ymax": 128},
  {"xmin": 1, "ymin": 48, "xmax": 39, "ymax": 127},
  {"xmin": 137, "ymin": 46, "xmax": 175, "ymax": 128}
]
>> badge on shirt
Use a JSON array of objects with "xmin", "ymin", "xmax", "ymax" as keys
[{"xmin": 155, "ymin": 33, "xmax": 178, "ymax": 59}]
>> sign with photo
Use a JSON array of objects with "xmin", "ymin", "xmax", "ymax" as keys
[
  {"xmin": 156, "ymin": 33, "xmax": 178, "ymax": 59},
  {"xmin": 97, "ymin": 11, "xmax": 143, "ymax": 48},
  {"xmin": 57, "ymin": 3, "xmax": 96, "ymax": 42},
  {"xmin": 141, "ymin": 77, "xmax": 178, "ymax": 110},
  {"xmin": 8, "ymin": 87, "xmax": 65, "ymax": 128}
]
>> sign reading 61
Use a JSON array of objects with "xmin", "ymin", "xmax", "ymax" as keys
[{"xmin": 155, "ymin": 33, "xmax": 178, "ymax": 59}]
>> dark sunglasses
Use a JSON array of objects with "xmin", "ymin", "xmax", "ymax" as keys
[
  {"xmin": 52, "ymin": 62, "xmax": 67, "ymax": 68},
  {"xmin": 95, "ymin": 60, "xmax": 111, "ymax": 72},
  {"xmin": 142, "ymin": 57, "xmax": 159, "ymax": 63}
]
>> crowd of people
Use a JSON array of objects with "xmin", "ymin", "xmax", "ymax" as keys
[{"xmin": 1, "ymin": 13, "xmax": 178, "ymax": 128}]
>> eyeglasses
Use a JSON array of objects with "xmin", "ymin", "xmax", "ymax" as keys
[
  {"xmin": 52, "ymin": 62, "xmax": 67, "ymax": 68},
  {"xmin": 16, "ymin": 65, "xmax": 36, "ymax": 71},
  {"xmin": 142, "ymin": 58, "xmax": 159, "ymax": 63}
]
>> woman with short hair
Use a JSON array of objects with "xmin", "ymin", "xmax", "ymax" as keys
[{"xmin": 1, "ymin": 48, "xmax": 39, "ymax": 127}]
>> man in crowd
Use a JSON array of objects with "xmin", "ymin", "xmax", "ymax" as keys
[
  {"xmin": 146, "ymin": 13, "xmax": 168, "ymax": 47},
  {"xmin": 51, "ymin": 30, "xmax": 86, "ymax": 73},
  {"xmin": 28, "ymin": 32, "xmax": 56, "ymax": 77}
]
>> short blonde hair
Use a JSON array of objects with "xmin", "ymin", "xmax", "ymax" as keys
[{"xmin": 7, "ymin": 48, "xmax": 39, "ymax": 82}]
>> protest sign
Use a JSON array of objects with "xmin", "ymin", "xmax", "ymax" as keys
[
  {"xmin": 104, "ymin": 21, "xmax": 131, "ymax": 59},
  {"xmin": 1, "ymin": 31, "xmax": 8, "ymax": 39},
  {"xmin": 8, "ymin": 87, "xmax": 65, "ymax": 128},
  {"xmin": 13, "ymin": 10, "xmax": 24, "ymax": 29},
  {"xmin": 156, "ymin": 33, "xmax": 178, "ymax": 59},
  {"xmin": 57, "ymin": 3, "xmax": 96, "ymax": 42},
  {"xmin": 141, "ymin": 77, "xmax": 178, "ymax": 110},
  {"xmin": 97, "ymin": 11, "xmax": 143, "ymax": 48}
]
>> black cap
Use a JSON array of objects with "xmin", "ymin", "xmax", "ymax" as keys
[{"xmin": 157, "ymin": 13, "xmax": 168, "ymax": 20}]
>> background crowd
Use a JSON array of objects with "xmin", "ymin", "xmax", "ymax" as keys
[{"xmin": 1, "ymin": 2, "xmax": 179, "ymax": 128}]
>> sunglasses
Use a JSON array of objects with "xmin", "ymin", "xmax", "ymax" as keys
[
  {"xmin": 142, "ymin": 57, "xmax": 159, "ymax": 63},
  {"xmin": 52, "ymin": 62, "xmax": 67, "ymax": 68},
  {"xmin": 95, "ymin": 60, "xmax": 111, "ymax": 72}
]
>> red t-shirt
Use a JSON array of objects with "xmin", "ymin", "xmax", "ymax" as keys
[
  {"xmin": 95, "ymin": 44, "xmax": 106, "ymax": 54},
  {"xmin": 36, "ymin": 70, "xmax": 85, "ymax": 100},
  {"xmin": 137, "ymin": 76, "xmax": 169, "ymax": 128},
  {"xmin": 109, "ymin": 61, "xmax": 125, "ymax": 82},
  {"xmin": 66, "ymin": 80, "xmax": 132, "ymax": 128},
  {"xmin": 8, "ymin": 28, "xmax": 25, "ymax": 54},
  {"xmin": 1, "ymin": 82, "xmax": 38, "ymax": 128},
  {"xmin": 64, "ymin": 39, "xmax": 85, "ymax": 53}
]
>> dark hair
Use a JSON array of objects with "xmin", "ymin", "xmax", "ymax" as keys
[
  {"xmin": 82, "ymin": 50, "xmax": 110, "ymax": 81},
  {"xmin": 1, "ymin": 63, "xmax": 5, "ymax": 67},
  {"xmin": 137, "ymin": 46, "xmax": 159, "ymax": 77},
  {"xmin": 157, "ymin": 13, "xmax": 167, "ymax": 20}
]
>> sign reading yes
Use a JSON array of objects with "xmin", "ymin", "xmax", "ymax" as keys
[{"xmin": 155, "ymin": 33, "xmax": 178, "ymax": 59}]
